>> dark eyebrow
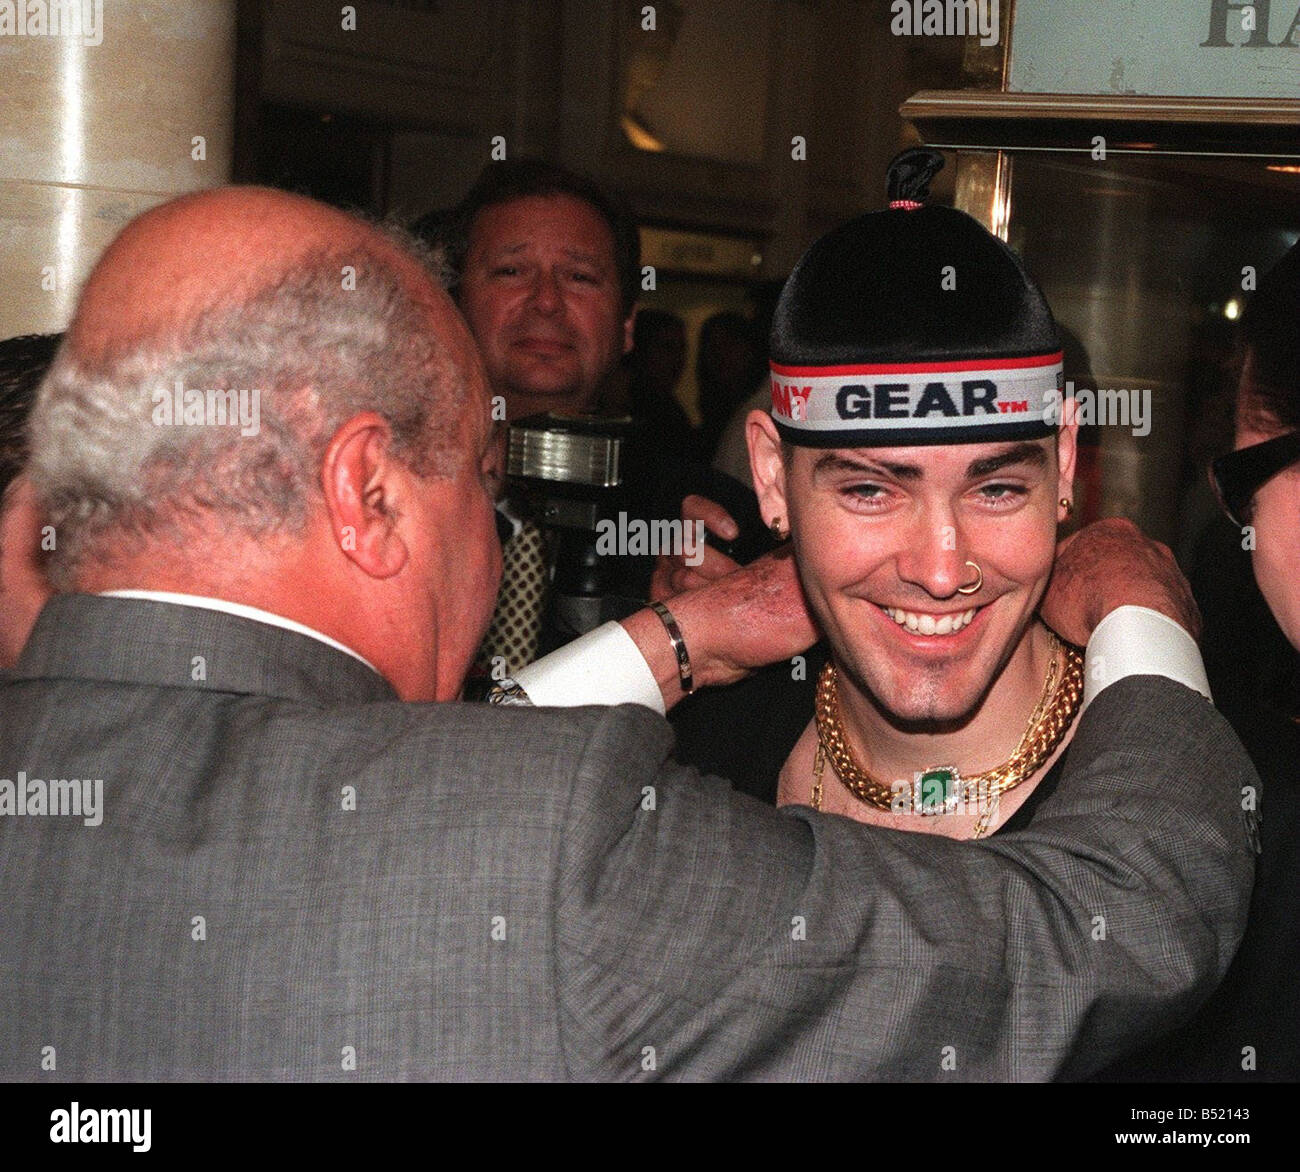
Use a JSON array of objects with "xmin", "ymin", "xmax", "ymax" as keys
[
  {"xmin": 965, "ymin": 443, "xmax": 1049, "ymax": 478},
  {"xmin": 812, "ymin": 453, "xmax": 923, "ymax": 481},
  {"xmin": 480, "ymin": 243, "xmax": 605, "ymax": 268},
  {"xmin": 561, "ymin": 248, "xmax": 605, "ymax": 267},
  {"xmin": 812, "ymin": 443, "xmax": 1048, "ymax": 483}
]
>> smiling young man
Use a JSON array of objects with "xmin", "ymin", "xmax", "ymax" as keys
[
  {"xmin": 741, "ymin": 175, "xmax": 1086, "ymax": 839},
  {"xmin": 755, "ymin": 431, "xmax": 1077, "ymax": 837},
  {"xmin": 654, "ymin": 151, "xmax": 1212, "ymax": 841}
]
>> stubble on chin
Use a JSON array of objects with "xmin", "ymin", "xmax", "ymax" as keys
[
  {"xmin": 835, "ymin": 643, "xmax": 997, "ymax": 733},
  {"xmin": 883, "ymin": 669, "xmax": 985, "ymax": 731}
]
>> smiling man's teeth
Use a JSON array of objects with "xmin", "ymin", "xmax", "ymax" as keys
[{"xmin": 883, "ymin": 606, "xmax": 977, "ymax": 635}]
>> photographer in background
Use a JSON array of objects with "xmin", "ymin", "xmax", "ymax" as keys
[{"xmin": 418, "ymin": 160, "xmax": 642, "ymax": 678}]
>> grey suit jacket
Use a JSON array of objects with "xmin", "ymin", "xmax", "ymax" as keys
[{"xmin": 0, "ymin": 595, "xmax": 1256, "ymax": 1080}]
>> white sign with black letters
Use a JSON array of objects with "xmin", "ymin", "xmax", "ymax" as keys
[{"xmin": 1010, "ymin": 0, "xmax": 1300, "ymax": 98}]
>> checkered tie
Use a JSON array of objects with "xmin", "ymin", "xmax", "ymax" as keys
[{"xmin": 476, "ymin": 520, "xmax": 550, "ymax": 678}]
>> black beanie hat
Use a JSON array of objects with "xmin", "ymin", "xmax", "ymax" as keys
[{"xmin": 770, "ymin": 148, "xmax": 1063, "ymax": 447}]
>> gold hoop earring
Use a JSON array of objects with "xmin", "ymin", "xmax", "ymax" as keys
[
  {"xmin": 1059, "ymin": 497, "xmax": 1074, "ymax": 517},
  {"xmin": 957, "ymin": 560, "xmax": 983, "ymax": 595},
  {"xmin": 769, "ymin": 517, "xmax": 788, "ymax": 542}
]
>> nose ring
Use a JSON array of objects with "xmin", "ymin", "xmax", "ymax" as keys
[{"xmin": 957, "ymin": 560, "xmax": 983, "ymax": 595}]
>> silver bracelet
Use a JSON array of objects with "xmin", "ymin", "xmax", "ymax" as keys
[
  {"xmin": 648, "ymin": 601, "xmax": 694, "ymax": 696},
  {"xmin": 486, "ymin": 679, "xmax": 533, "ymax": 707}
]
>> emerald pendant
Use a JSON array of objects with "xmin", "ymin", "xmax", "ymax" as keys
[{"xmin": 916, "ymin": 766, "xmax": 960, "ymax": 815}]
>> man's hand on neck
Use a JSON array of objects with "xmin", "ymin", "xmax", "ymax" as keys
[
  {"xmin": 1042, "ymin": 518, "xmax": 1201, "ymax": 645},
  {"xmin": 616, "ymin": 517, "xmax": 1201, "ymax": 719},
  {"xmin": 622, "ymin": 544, "xmax": 818, "ymax": 711}
]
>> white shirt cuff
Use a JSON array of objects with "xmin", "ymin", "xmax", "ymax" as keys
[
  {"xmin": 513, "ymin": 621, "xmax": 665, "ymax": 715},
  {"xmin": 1083, "ymin": 605, "xmax": 1212, "ymax": 710}
]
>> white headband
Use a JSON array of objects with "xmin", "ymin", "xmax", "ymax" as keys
[{"xmin": 770, "ymin": 352, "xmax": 1064, "ymax": 446}]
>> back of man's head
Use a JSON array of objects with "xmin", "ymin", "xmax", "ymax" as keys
[
  {"xmin": 29, "ymin": 191, "xmax": 457, "ymax": 591},
  {"xmin": 24, "ymin": 187, "xmax": 500, "ymax": 701}
]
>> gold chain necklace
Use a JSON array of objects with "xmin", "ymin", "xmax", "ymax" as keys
[
  {"xmin": 812, "ymin": 629, "xmax": 1083, "ymax": 827},
  {"xmin": 811, "ymin": 744, "xmax": 1004, "ymax": 837}
]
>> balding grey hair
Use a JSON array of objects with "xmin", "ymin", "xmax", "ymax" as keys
[{"xmin": 29, "ymin": 229, "xmax": 468, "ymax": 590}]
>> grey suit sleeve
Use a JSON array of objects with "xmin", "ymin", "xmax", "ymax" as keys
[{"xmin": 553, "ymin": 676, "xmax": 1257, "ymax": 1081}]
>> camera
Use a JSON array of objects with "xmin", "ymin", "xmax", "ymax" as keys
[{"xmin": 506, "ymin": 411, "xmax": 640, "ymax": 644}]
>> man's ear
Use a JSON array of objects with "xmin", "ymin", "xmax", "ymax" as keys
[
  {"xmin": 321, "ymin": 412, "xmax": 410, "ymax": 580},
  {"xmin": 747, "ymin": 410, "xmax": 790, "ymax": 528},
  {"xmin": 1056, "ymin": 419, "xmax": 1079, "ymax": 521},
  {"xmin": 622, "ymin": 303, "xmax": 637, "ymax": 355}
]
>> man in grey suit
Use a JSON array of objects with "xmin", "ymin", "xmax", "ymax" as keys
[{"xmin": 0, "ymin": 186, "xmax": 1256, "ymax": 1081}]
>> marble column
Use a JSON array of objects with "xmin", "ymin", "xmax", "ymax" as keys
[{"xmin": 0, "ymin": 0, "xmax": 235, "ymax": 339}]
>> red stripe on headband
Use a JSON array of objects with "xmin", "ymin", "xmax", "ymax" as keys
[{"xmin": 770, "ymin": 352, "xmax": 1063, "ymax": 378}]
